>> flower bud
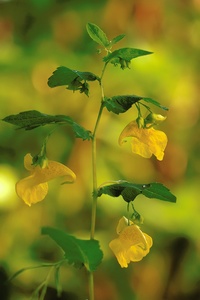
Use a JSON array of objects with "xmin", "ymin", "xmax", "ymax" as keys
[
  {"xmin": 125, "ymin": 60, "xmax": 131, "ymax": 69},
  {"xmin": 131, "ymin": 211, "xmax": 144, "ymax": 225},
  {"xmin": 119, "ymin": 58, "xmax": 126, "ymax": 69},
  {"xmin": 145, "ymin": 113, "xmax": 166, "ymax": 126},
  {"xmin": 119, "ymin": 58, "xmax": 131, "ymax": 69}
]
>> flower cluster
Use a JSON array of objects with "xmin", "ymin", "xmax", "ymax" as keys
[{"xmin": 109, "ymin": 216, "xmax": 152, "ymax": 268}]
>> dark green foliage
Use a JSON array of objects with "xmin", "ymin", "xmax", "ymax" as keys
[
  {"xmin": 48, "ymin": 66, "xmax": 100, "ymax": 96},
  {"xmin": 103, "ymin": 95, "xmax": 143, "ymax": 114},
  {"xmin": 86, "ymin": 22, "xmax": 110, "ymax": 48},
  {"xmin": 97, "ymin": 181, "xmax": 176, "ymax": 203},
  {"xmin": 42, "ymin": 227, "xmax": 103, "ymax": 272},
  {"xmin": 103, "ymin": 47, "xmax": 152, "ymax": 69},
  {"xmin": 143, "ymin": 97, "xmax": 169, "ymax": 111},
  {"xmin": 2, "ymin": 110, "xmax": 92, "ymax": 140},
  {"xmin": 86, "ymin": 23, "xmax": 126, "ymax": 50},
  {"xmin": 103, "ymin": 95, "xmax": 168, "ymax": 114},
  {"xmin": 109, "ymin": 34, "xmax": 126, "ymax": 48}
]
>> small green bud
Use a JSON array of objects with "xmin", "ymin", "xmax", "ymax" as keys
[
  {"xmin": 80, "ymin": 82, "xmax": 89, "ymax": 96},
  {"xmin": 145, "ymin": 113, "xmax": 166, "ymax": 127},
  {"xmin": 125, "ymin": 60, "xmax": 131, "ymax": 69},
  {"xmin": 119, "ymin": 58, "xmax": 126, "ymax": 69},
  {"xmin": 131, "ymin": 211, "xmax": 144, "ymax": 225},
  {"xmin": 119, "ymin": 58, "xmax": 131, "ymax": 69}
]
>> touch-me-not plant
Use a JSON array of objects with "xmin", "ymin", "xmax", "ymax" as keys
[{"xmin": 3, "ymin": 23, "xmax": 176, "ymax": 300}]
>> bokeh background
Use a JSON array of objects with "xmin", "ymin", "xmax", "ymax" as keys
[{"xmin": 0, "ymin": 0, "xmax": 200, "ymax": 299}]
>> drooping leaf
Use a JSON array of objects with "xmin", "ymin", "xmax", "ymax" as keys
[
  {"xmin": 103, "ymin": 95, "xmax": 142, "ymax": 114},
  {"xmin": 48, "ymin": 66, "xmax": 100, "ymax": 96},
  {"xmin": 86, "ymin": 22, "xmax": 110, "ymax": 48},
  {"xmin": 2, "ymin": 110, "xmax": 92, "ymax": 140},
  {"xmin": 109, "ymin": 34, "xmax": 126, "ymax": 47},
  {"xmin": 103, "ymin": 47, "xmax": 152, "ymax": 68},
  {"xmin": 97, "ymin": 180, "xmax": 176, "ymax": 203},
  {"xmin": 142, "ymin": 97, "xmax": 169, "ymax": 111},
  {"xmin": 42, "ymin": 227, "xmax": 103, "ymax": 272}
]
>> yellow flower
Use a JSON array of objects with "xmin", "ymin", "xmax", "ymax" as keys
[
  {"xmin": 109, "ymin": 217, "xmax": 153, "ymax": 268},
  {"xmin": 119, "ymin": 120, "xmax": 167, "ymax": 160},
  {"xmin": 16, "ymin": 153, "xmax": 76, "ymax": 206}
]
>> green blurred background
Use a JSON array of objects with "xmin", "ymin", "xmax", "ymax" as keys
[{"xmin": 0, "ymin": 0, "xmax": 200, "ymax": 299}]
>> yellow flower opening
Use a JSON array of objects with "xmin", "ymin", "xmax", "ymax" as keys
[
  {"xmin": 109, "ymin": 217, "xmax": 153, "ymax": 268},
  {"xmin": 16, "ymin": 153, "xmax": 76, "ymax": 206},
  {"xmin": 119, "ymin": 120, "xmax": 167, "ymax": 160}
]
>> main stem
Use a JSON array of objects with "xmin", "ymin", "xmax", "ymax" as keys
[
  {"xmin": 90, "ymin": 101, "xmax": 104, "ymax": 239},
  {"xmin": 88, "ymin": 102, "xmax": 104, "ymax": 300},
  {"xmin": 88, "ymin": 65, "xmax": 107, "ymax": 300}
]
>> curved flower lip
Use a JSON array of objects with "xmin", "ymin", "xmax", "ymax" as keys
[
  {"xmin": 109, "ymin": 216, "xmax": 153, "ymax": 268},
  {"xmin": 119, "ymin": 120, "xmax": 167, "ymax": 161},
  {"xmin": 16, "ymin": 153, "xmax": 76, "ymax": 206}
]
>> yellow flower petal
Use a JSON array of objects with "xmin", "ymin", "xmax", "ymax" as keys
[
  {"xmin": 109, "ymin": 217, "xmax": 153, "ymax": 268},
  {"xmin": 119, "ymin": 121, "xmax": 167, "ymax": 161},
  {"xmin": 116, "ymin": 215, "xmax": 129, "ymax": 233},
  {"xmin": 33, "ymin": 160, "xmax": 76, "ymax": 184},
  {"xmin": 130, "ymin": 137, "xmax": 152, "ymax": 158},
  {"xmin": 16, "ymin": 177, "xmax": 48, "ymax": 206},
  {"xmin": 16, "ymin": 153, "xmax": 76, "ymax": 206},
  {"xmin": 24, "ymin": 153, "xmax": 35, "ymax": 171},
  {"xmin": 109, "ymin": 239, "xmax": 129, "ymax": 268}
]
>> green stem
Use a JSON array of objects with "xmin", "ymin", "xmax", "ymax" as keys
[
  {"xmin": 100, "ymin": 62, "xmax": 108, "ymax": 81},
  {"xmin": 88, "ymin": 64, "xmax": 107, "ymax": 300},
  {"xmin": 89, "ymin": 102, "xmax": 104, "ymax": 300},
  {"xmin": 90, "ymin": 101, "xmax": 104, "ymax": 239},
  {"xmin": 90, "ymin": 61, "xmax": 107, "ymax": 240},
  {"xmin": 88, "ymin": 271, "xmax": 94, "ymax": 300}
]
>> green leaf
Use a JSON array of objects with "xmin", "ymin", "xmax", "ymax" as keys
[
  {"xmin": 48, "ymin": 66, "xmax": 100, "ymax": 96},
  {"xmin": 103, "ymin": 95, "xmax": 142, "ymax": 114},
  {"xmin": 42, "ymin": 227, "xmax": 103, "ymax": 272},
  {"xmin": 141, "ymin": 182, "xmax": 176, "ymax": 202},
  {"xmin": 103, "ymin": 47, "xmax": 152, "ymax": 68},
  {"xmin": 70, "ymin": 120, "xmax": 92, "ymax": 140},
  {"xmin": 86, "ymin": 22, "xmax": 110, "ymax": 48},
  {"xmin": 142, "ymin": 97, "xmax": 169, "ymax": 111},
  {"xmin": 48, "ymin": 66, "xmax": 76, "ymax": 87},
  {"xmin": 109, "ymin": 34, "xmax": 126, "ymax": 47},
  {"xmin": 103, "ymin": 95, "xmax": 169, "ymax": 114},
  {"xmin": 97, "ymin": 180, "xmax": 176, "ymax": 203},
  {"xmin": 2, "ymin": 110, "xmax": 92, "ymax": 140}
]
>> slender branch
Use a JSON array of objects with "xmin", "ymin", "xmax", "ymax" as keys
[{"xmin": 100, "ymin": 62, "xmax": 108, "ymax": 82}]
